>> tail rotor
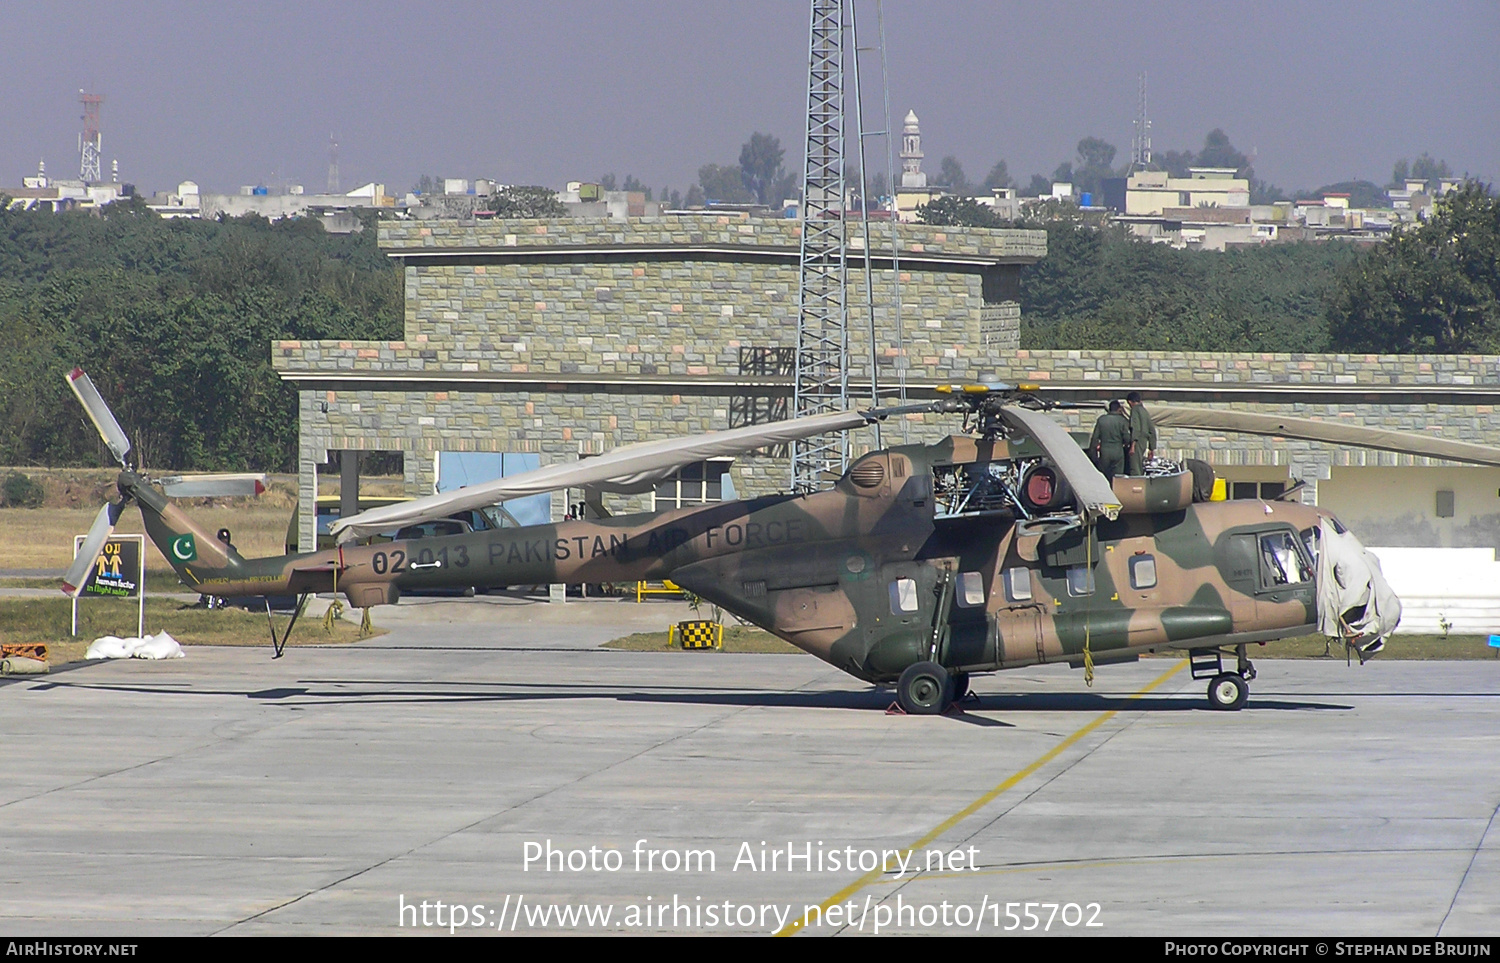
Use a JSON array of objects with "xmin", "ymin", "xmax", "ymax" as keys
[{"xmin": 60, "ymin": 368, "xmax": 268, "ymax": 597}]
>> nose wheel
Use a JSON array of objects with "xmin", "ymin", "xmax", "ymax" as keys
[
  {"xmin": 1190, "ymin": 645, "xmax": 1255, "ymax": 711},
  {"xmin": 1207, "ymin": 672, "xmax": 1249, "ymax": 711}
]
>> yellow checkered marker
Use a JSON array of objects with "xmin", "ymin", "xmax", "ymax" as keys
[{"xmin": 671, "ymin": 620, "xmax": 723, "ymax": 650}]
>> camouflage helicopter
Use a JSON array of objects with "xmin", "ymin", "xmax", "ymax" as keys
[{"xmin": 63, "ymin": 369, "xmax": 1500, "ymax": 715}]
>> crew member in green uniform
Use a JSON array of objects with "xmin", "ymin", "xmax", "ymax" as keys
[
  {"xmin": 1089, "ymin": 401, "xmax": 1131, "ymax": 482},
  {"xmin": 1126, "ymin": 391, "xmax": 1157, "ymax": 476}
]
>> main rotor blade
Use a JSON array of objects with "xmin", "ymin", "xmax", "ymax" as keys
[
  {"xmin": 158, "ymin": 473, "xmax": 269, "ymax": 498},
  {"xmin": 65, "ymin": 369, "xmax": 133, "ymax": 468},
  {"xmin": 331, "ymin": 408, "xmax": 874, "ymax": 542},
  {"xmin": 1151, "ymin": 406, "xmax": 1500, "ymax": 468},
  {"xmin": 62, "ymin": 501, "xmax": 124, "ymax": 597},
  {"xmin": 999, "ymin": 405, "xmax": 1122, "ymax": 522}
]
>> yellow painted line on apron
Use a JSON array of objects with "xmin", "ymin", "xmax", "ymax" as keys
[{"xmin": 774, "ymin": 659, "xmax": 1187, "ymax": 937}]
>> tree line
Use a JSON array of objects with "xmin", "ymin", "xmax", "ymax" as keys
[
  {"xmin": 932, "ymin": 129, "xmax": 1463, "ymax": 209},
  {"xmin": 0, "ymin": 200, "xmax": 400, "ymax": 472},
  {"xmin": 0, "ymin": 181, "xmax": 1493, "ymax": 473},
  {"xmin": 1006, "ymin": 183, "xmax": 1498, "ymax": 354}
]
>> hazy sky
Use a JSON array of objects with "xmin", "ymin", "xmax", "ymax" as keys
[{"xmin": 4, "ymin": 1, "xmax": 1496, "ymax": 197}]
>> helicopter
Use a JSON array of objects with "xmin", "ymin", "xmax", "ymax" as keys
[{"xmin": 61, "ymin": 368, "xmax": 1500, "ymax": 715}]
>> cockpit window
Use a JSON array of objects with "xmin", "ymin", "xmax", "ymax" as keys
[
  {"xmin": 1300, "ymin": 526, "xmax": 1320, "ymax": 565},
  {"xmin": 1259, "ymin": 531, "xmax": 1314, "ymax": 587}
]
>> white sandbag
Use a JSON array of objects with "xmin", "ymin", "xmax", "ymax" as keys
[
  {"xmin": 2, "ymin": 656, "xmax": 49, "ymax": 675},
  {"xmin": 132, "ymin": 631, "xmax": 184, "ymax": 660},
  {"xmin": 86, "ymin": 635, "xmax": 135, "ymax": 659}
]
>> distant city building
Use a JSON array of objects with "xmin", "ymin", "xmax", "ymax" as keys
[
  {"xmin": 558, "ymin": 181, "xmax": 665, "ymax": 221},
  {"xmin": 133, "ymin": 179, "xmax": 393, "ymax": 231},
  {"xmin": 975, "ymin": 187, "xmax": 1022, "ymax": 221},
  {"xmin": 147, "ymin": 180, "xmax": 202, "ymax": 219},
  {"xmin": 1125, "ymin": 167, "xmax": 1250, "ymax": 216},
  {"xmin": 5, "ymin": 159, "xmax": 129, "ymax": 212}
]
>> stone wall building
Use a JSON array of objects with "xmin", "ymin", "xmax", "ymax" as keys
[
  {"xmin": 274, "ymin": 214, "xmax": 1043, "ymax": 550},
  {"xmin": 274, "ymin": 213, "xmax": 1500, "ymax": 558}
]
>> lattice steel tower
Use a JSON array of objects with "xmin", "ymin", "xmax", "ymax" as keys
[
  {"xmin": 79, "ymin": 91, "xmax": 104, "ymax": 184},
  {"xmin": 1131, "ymin": 71, "xmax": 1152, "ymax": 172},
  {"xmin": 790, "ymin": 0, "xmax": 851, "ymax": 493}
]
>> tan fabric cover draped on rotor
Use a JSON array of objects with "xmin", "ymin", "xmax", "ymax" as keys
[
  {"xmin": 331, "ymin": 409, "xmax": 872, "ymax": 543},
  {"xmin": 1151, "ymin": 406, "xmax": 1500, "ymax": 467}
]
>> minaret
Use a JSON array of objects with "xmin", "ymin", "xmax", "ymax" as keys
[{"xmin": 900, "ymin": 109, "xmax": 926, "ymax": 188}]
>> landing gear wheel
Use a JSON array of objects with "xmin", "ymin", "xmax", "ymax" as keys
[
  {"xmin": 1207, "ymin": 672, "xmax": 1249, "ymax": 711},
  {"xmin": 950, "ymin": 672, "xmax": 970, "ymax": 702},
  {"xmin": 897, "ymin": 661, "xmax": 953, "ymax": 715}
]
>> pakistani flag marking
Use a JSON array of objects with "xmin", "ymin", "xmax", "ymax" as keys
[{"xmin": 171, "ymin": 533, "xmax": 197, "ymax": 562}]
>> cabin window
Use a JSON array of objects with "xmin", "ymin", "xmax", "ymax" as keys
[
  {"xmin": 957, "ymin": 571, "xmax": 985, "ymax": 608},
  {"xmin": 889, "ymin": 578, "xmax": 919, "ymax": 614},
  {"xmin": 1066, "ymin": 565, "xmax": 1095, "ymax": 597},
  {"xmin": 1129, "ymin": 554, "xmax": 1158, "ymax": 590},
  {"xmin": 1004, "ymin": 567, "xmax": 1032, "ymax": 602},
  {"xmin": 1259, "ymin": 531, "xmax": 1313, "ymax": 587}
]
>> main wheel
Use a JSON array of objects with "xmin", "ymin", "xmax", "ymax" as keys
[
  {"xmin": 897, "ymin": 661, "xmax": 953, "ymax": 715},
  {"xmin": 950, "ymin": 672, "xmax": 971, "ymax": 702},
  {"xmin": 1206, "ymin": 672, "xmax": 1249, "ymax": 711}
]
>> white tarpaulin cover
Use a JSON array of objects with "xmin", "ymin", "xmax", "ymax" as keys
[
  {"xmin": 330, "ymin": 408, "xmax": 872, "ymax": 542},
  {"xmin": 1316, "ymin": 518, "xmax": 1402, "ymax": 652}
]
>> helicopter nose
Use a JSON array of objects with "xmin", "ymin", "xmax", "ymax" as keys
[{"xmin": 1314, "ymin": 522, "xmax": 1402, "ymax": 657}]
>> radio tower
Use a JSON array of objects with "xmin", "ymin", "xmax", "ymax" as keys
[
  {"xmin": 327, "ymin": 133, "xmax": 340, "ymax": 194},
  {"xmin": 790, "ymin": 0, "xmax": 851, "ymax": 493},
  {"xmin": 79, "ymin": 90, "xmax": 104, "ymax": 183},
  {"xmin": 1130, "ymin": 71, "xmax": 1151, "ymax": 172}
]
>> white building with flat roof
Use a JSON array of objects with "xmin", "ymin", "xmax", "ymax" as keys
[{"xmin": 1126, "ymin": 167, "xmax": 1250, "ymax": 216}]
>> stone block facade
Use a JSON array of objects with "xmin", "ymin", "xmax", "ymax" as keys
[
  {"xmin": 989, "ymin": 349, "xmax": 1500, "ymax": 467},
  {"xmin": 276, "ymin": 215, "xmax": 1043, "ymax": 550},
  {"xmin": 274, "ymin": 215, "xmax": 1500, "ymax": 552}
]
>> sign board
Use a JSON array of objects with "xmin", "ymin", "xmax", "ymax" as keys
[
  {"xmin": 77, "ymin": 536, "xmax": 142, "ymax": 597},
  {"xmin": 71, "ymin": 534, "xmax": 145, "ymax": 639}
]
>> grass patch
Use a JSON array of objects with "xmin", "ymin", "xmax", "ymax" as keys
[
  {"xmin": 0, "ymin": 502, "xmax": 294, "ymax": 572},
  {"xmin": 604, "ymin": 624, "xmax": 801, "ymax": 654},
  {"xmin": 1, "ymin": 572, "xmax": 197, "ymax": 593},
  {"xmin": 1230, "ymin": 634, "xmax": 1500, "ymax": 660},
  {"xmin": 0, "ymin": 470, "xmax": 405, "ymax": 572},
  {"xmin": 0, "ymin": 596, "xmax": 376, "ymax": 664}
]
